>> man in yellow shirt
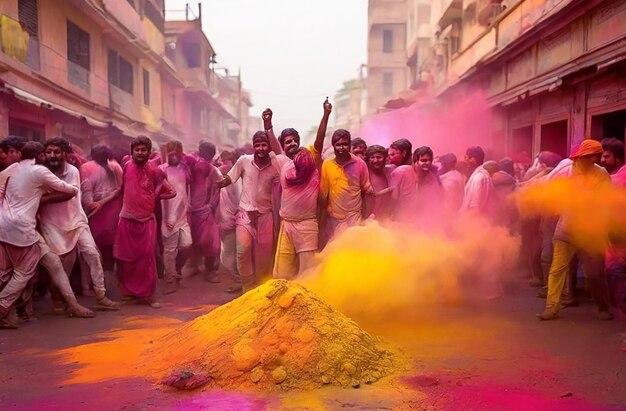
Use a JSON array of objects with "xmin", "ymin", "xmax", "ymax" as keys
[
  {"xmin": 538, "ymin": 140, "xmax": 613, "ymax": 321},
  {"xmin": 320, "ymin": 129, "xmax": 373, "ymax": 242}
]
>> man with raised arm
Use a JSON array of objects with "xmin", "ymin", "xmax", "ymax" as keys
[{"xmin": 264, "ymin": 99, "xmax": 332, "ymax": 278}]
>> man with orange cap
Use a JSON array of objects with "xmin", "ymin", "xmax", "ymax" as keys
[{"xmin": 538, "ymin": 139, "xmax": 613, "ymax": 321}]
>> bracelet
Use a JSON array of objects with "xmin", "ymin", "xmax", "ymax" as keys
[{"xmin": 265, "ymin": 127, "xmax": 273, "ymax": 131}]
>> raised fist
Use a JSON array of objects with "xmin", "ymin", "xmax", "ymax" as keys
[
  {"xmin": 323, "ymin": 98, "xmax": 332, "ymax": 114},
  {"xmin": 262, "ymin": 108, "xmax": 273, "ymax": 130}
]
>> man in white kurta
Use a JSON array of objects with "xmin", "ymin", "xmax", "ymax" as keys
[
  {"xmin": 160, "ymin": 147, "xmax": 192, "ymax": 294},
  {"xmin": 0, "ymin": 142, "xmax": 80, "ymax": 326},
  {"xmin": 37, "ymin": 138, "xmax": 118, "ymax": 310}
]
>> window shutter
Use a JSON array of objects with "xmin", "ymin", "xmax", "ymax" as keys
[{"xmin": 18, "ymin": 0, "xmax": 39, "ymax": 39}]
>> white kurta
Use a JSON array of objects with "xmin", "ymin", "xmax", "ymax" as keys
[
  {"xmin": 0, "ymin": 159, "xmax": 78, "ymax": 247},
  {"xmin": 37, "ymin": 163, "xmax": 90, "ymax": 255}
]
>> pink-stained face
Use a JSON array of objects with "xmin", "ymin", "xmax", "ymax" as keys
[
  {"xmin": 388, "ymin": 146, "xmax": 404, "ymax": 166},
  {"xmin": 415, "ymin": 154, "xmax": 433, "ymax": 173},
  {"xmin": 368, "ymin": 152, "xmax": 386, "ymax": 171}
]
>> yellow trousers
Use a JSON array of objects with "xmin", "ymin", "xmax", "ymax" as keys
[{"xmin": 546, "ymin": 240, "xmax": 610, "ymax": 312}]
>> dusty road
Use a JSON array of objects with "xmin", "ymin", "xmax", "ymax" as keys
[{"xmin": 0, "ymin": 270, "xmax": 625, "ymax": 410}]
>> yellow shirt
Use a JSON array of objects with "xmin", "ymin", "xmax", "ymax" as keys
[{"xmin": 320, "ymin": 154, "xmax": 371, "ymax": 221}]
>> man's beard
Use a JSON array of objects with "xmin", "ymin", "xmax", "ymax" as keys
[
  {"xmin": 46, "ymin": 160, "xmax": 61, "ymax": 171},
  {"xmin": 133, "ymin": 156, "xmax": 148, "ymax": 165},
  {"xmin": 286, "ymin": 146, "xmax": 299, "ymax": 158}
]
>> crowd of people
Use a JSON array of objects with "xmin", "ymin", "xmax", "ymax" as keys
[{"xmin": 0, "ymin": 98, "xmax": 624, "ymax": 329}]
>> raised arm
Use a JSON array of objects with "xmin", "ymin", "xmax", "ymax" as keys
[
  {"xmin": 263, "ymin": 108, "xmax": 283, "ymax": 155},
  {"xmin": 314, "ymin": 98, "xmax": 333, "ymax": 154}
]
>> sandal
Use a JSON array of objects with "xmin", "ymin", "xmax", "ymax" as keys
[
  {"xmin": 67, "ymin": 303, "xmax": 95, "ymax": 318},
  {"xmin": 95, "ymin": 297, "xmax": 121, "ymax": 311}
]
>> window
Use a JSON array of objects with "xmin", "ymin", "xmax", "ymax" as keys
[
  {"xmin": 18, "ymin": 0, "xmax": 39, "ymax": 69},
  {"xmin": 181, "ymin": 42, "xmax": 201, "ymax": 68},
  {"xmin": 144, "ymin": 1, "xmax": 164, "ymax": 31},
  {"xmin": 67, "ymin": 21, "xmax": 90, "ymax": 91},
  {"xmin": 9, "ymin": 118, "xmax": 44, "ymax": 142},
  {"xmin": 382, "ymin": 29, "xmax": 393, "ymax": 53},
  {"xmin": 383, "ymin": 72, "xmax": 393, "ymax": 96},
  {"xmin": 108, "ymin": 50, "xmax": 134, "ymax": 94},
  {"xmin": 67, "ymin": 21, "xmax": 90, "ymax": 70},
  {"xmin": 143, "ymin": 69, "xmax": 150, "ymax": 105},
  {"xmin": 18, "ymin": 0, "xmax": 38, "ymax": 38}
]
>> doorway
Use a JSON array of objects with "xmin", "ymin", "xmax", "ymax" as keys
[
  {"xmin": 540, "ymin": 120, "xmax": 568, "ymax": 157},
  {"xmin": 591, "ymin": 109, "xmax": 626, "ymax": 141},
  {"xmin": 510, "ymin": 126, "xmax": 533, "ymax": 158}
]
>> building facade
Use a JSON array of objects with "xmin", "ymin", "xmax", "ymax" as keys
[
  {"xmin": 0, "ymin": 0, "xmax": 250, "ymax": 155},
  {"xmin": 415, "ymin": 0, "xmax": 626, "ymax": 158},
  {"xmin": 366, "ymin": 0, "xmax": 409, "ymax": 115}
]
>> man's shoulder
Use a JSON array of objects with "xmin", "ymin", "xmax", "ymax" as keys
[
  {"xmin": 392, "ymin": 165, "xmax": 412, "ymax": 175},
  {"xmin": 63, "ymin": 163, "xmax": 81, "ymax": 181}
]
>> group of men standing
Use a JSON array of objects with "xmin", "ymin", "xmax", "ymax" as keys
[{"xmin": 0, "ymin": 97, "xmax": 624, "ymax": 328}]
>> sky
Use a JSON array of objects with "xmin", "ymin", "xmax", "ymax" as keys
[{"xmin": 165, "ymin": 0, "xmax": 368, "ymax": 142}]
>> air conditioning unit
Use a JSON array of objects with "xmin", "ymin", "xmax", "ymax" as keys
[{"xmin": 478, "ymin": 0, "xmax": 503, "ymax": 26}]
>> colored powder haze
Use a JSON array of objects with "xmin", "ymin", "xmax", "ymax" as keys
[{"xmin": 358, "ymin": 91, "xmax": 498, "ymax": 158}]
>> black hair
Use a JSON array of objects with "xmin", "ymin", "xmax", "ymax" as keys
[
  {"xmin": 252, "ymin": 131, "xmax": 269, "ymax": 143},
  {"xmin": 601, "ymin": 137, "xmax": 625, "ymax": 163},
  {"xmin": 351, "ymin": 137, "xmax": 367, "ymax": 149},
  {"xmin": 0, "ymin": 135, "xmax": 28, "ymax": 153},
  {"xmin": 499, "ymin": 157, "xmax": 515, "ymax": 177},
  {"xmin": 91, "ymin": 144, "xmax": 114, "ymax": 166},
  {"xmin": 413, "ymin": 146, "xmax": 433, "ymax": 163},
  {"xmin": 331, "ymin": 129, "xmax": 351, "ymax": 145},
  {"xmin": 131, "ymin": 135, "xmax": 152, "ymax": 152},
  {"xmin": 21, "ymin": 141, "xmax": 45, "ymax": 160},
  {"xmin": 466, "ymin": 146, "xmax": 485, "ymax": 165},
  {"xmin": 44, "ymin": 137, "xmax": 72, "ymax": 153},
  {"xmin": 199, "ymin": 141, "xmax": 217, "ymax": 161},
  {"xmin": 365, "ymin": 144, "xmax": 387, "ymax": 161},
  {"xmin": 279, "ymin": 128, "xmax": 300, "ymax": 148},
  {"xmin": 439, "ymin": 153, "xmax": 457, "ymax": 170},
  {"xmin": 390, "ymin": 138, "xmax": 413, "ymax": 165}
]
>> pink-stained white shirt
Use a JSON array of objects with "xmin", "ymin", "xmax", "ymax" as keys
[
  {"xmin": 271, "ymin": 151, "xmax": 320, "ymax": 221},
  {"xmin": 80, "ymin": 159, "xmax": 123, "ymax": 212},
  {"xmin": 160, "ymin": 163, "xmax": 190, "ymax": 237},
  {"xmin": 37, "ymin": 163, "xmax": 91, "ymax": 255},
  {"xmin": 190, "ymin": 158, "xmax": 221, "ymax": 214},
  {"xmin": 440, "ymin": 169, "xmax": 466, "ymax": 212},
  {"xmin": 461, "ymin": 166, "xmax": 494, "ymax": 213},
  {"xmin": 219, "ymin": 178, "xmax": 241, "ymax": 231},
  {"xmin": 0, "ymin": 159, "xmax": 78, "ymax": 247},
  {"xmin": 390, "ymin": 165, "xmax": 443, "ymax": 222},
  {"xmin": 612, "ymin": 164, "xmax": 626, "ymax": 187},
  {"xmin": 227, "ymin": 155, "xmax": 279, "ymax": 214}
]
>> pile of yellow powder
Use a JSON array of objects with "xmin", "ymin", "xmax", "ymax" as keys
[{"xmin": 143, "ymin": 279, "xmax": 400, "ymax": 390}]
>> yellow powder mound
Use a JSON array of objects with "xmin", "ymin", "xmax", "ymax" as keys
[{"xmin": 142, "ymin": 279, "xmax": 400, "ymax": 390}]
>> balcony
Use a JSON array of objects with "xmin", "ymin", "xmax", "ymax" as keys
[
  {"xmin": 438, "ymin": 0, "xmax": 463, "ymax": 29},
  {"xmin": 67, "ymin": 60, "xmax": 90, "ymax": 94},
  {"xmin": 477, "ymin": 0, "xmax": 504, "ymax": 26}
]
